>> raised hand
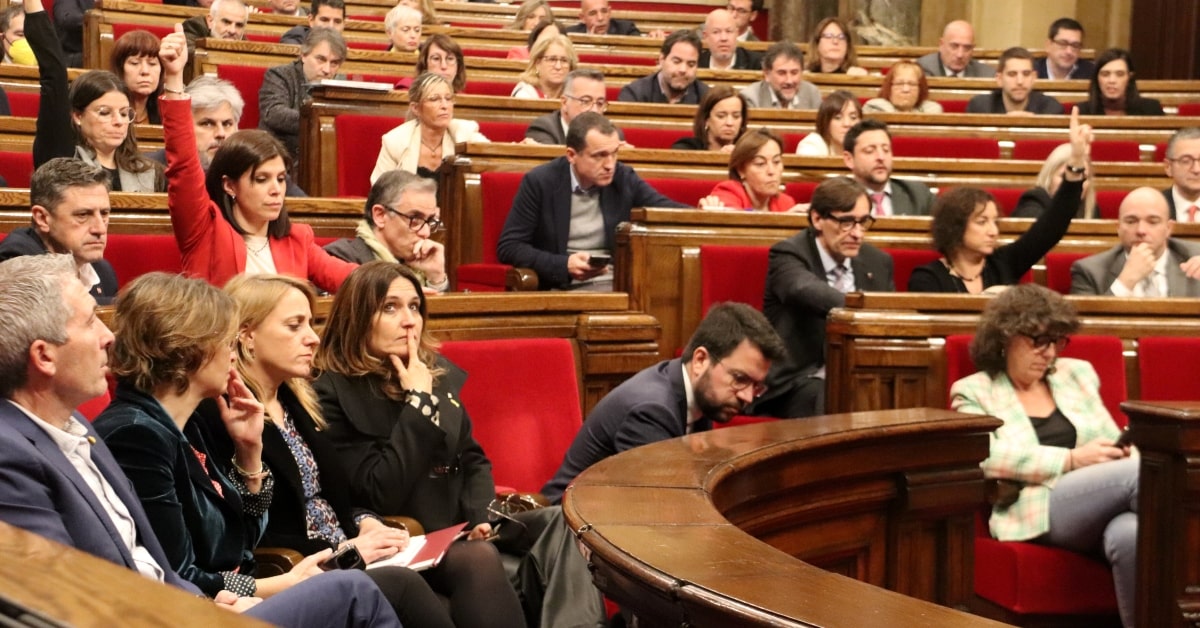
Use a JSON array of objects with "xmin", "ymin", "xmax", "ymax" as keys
[
  {"xmin": 1067, "ymin": 106, "xmax": 1093, "ymax": 164},
  {"xmin": 158, "ymin": 25, "xmax": 189, "ymax": 83}
]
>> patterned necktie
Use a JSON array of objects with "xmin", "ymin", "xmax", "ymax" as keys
[
  {"xmin": 871, "ymin": 192, "xmax": 886, "ymax": 216},
  {"xmin": 831, "ymin": 265, "xmax": 853, "ymax": 293},
  {"xmin": 1142, "ymin": 272, "xmax": 1162, "ymax": 297}
]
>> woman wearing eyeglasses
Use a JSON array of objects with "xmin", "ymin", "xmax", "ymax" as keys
[
  {"xmin": 510, "ymin": 34, "xmax": 577, "ymax": 99},
  {"xmin": 951, "ymin": 284, "xmax": 1137, "ymax": 628},
  {"xmin": 907, "ymin": 108, "xmax": 1093, "ymax": 293},
  {"xmin": 805, "ymin": 17, "xmax": 866, "ymax": 76},
  {"xmin": 25, "ymin": 0, "xmax": 163, "ymax": 191},
  {"xmin": 371, "ymin": 73, "xmax": 489, "ymax": 185},
  {"xmin": 863, "ymin": 61, "xmax": 943, "ymax": 114}
]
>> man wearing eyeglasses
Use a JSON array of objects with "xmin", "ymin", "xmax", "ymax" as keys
[
  {"xmin": 524, "ymin": 69, "xmax": 625, "ymax": 145},
  {"xmin": 1162, "ymin": 127, "xmax": 1200, "ymax": 222},
  {"xmin": 1037, "ymin": 18, "xmax": 1094, "ymax": 80},
  {"xmin": 916, "ymin": 20, "xmax": 993, "ymax": 78},
  {"xmin": 699, "ymin": 8, "xmax": 759, "ymax": 71},
  {"xmin": 565, "ymin": 0, "xmax": 641, "ymax": 36},
  {"xmin": 751, "ymin": 177, "xmax": 894, "ymax": 419},
  {"xmin": 966, "ymin": 47, "xmax": 1063, "ymax": 115},
  {"xmin": 1070, "ymin": 187, "xmax": 1200, "ymax": 297},
  {"xmin": 0, "ymin": 158, "xmax": 119, "ymax": 304},
  {"xmin": 325, "ymin": 170, "xmax": 448, "ymax": 293},
  {"xmin": 541, "ymin": 302, "xmax": 786, "ymax": 504},
  {"xmin": 726, "ymin": 0, "xmax": 760, "ymax": 42}
]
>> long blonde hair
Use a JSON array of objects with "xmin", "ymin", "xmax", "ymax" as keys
[
  {"xmin": 224, "ymin": 274, "xmax": 325, "ymax": 426},
  {"xmin": 517, "ymin": 34, "xmax": 577, "ymax": 98}
]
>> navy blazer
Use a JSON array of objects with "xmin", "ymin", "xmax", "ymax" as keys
[
  {"xmin": 564, "ymin": 18, "xmax": 640, "ymax": 36},
  {"xmin": 94, "ymin": 384, "xmax": 265, "ymax": 597},
  {"xmin": 699, "ymin": 47, "xmax": 762, "ymax": 71},
  {"xmin": 542, "ymin": 358, "xmax": 702, "ymax": 504},
  {"xmin": 1034, "ymin": 57, "xmax": 1095, "ymax": 80},
  {"xmin": 965, "ymin": 89, "xmax": 1063, "ymax": 115},
  {"xmin": 0, "ymin": 399, "xmax": 202, "ymax": 595},
  {"xmin": 496, "ymin": 155, "xmax": 688, "ymax": 288},
  {"xmin": 617, "ymin": 72, "xmax": 710, "ymax": 104},
  {"xmin": 0, "ymin": 227, "xmax": 119, "ymax": 304}
]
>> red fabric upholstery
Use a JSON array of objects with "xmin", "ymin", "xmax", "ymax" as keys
[
  {"xmin": 334, "ymin": 114, "xmax": 402, "ymax": 197},
  {"xmin": 713, "ymin": 415, "xmax": 778, "ymax": 429},
  {"xmin": 937, "ymin": 99, "xmax": 969, "ymax": 113},
  {"xmin": 578, "ymin": 52, "xmax": 658, "ymax": 66},
  {"xmin": 979, "ymin": 187, "xmax": 1025, "ymax": 216},
  {"xmin": 891, "ymin": 136, "xmax": 1000, "ymax": 160},
  {"xmin": 244, "ymin": 32, "xmax": 279, "ymax": 44},
  {"xmin": 0, "ymin": 151, "xmax": 34, "ymax": 187},
  {"xmin": 622, "ymin": 127, "xmax": 686, "ymax": 150},
  {"xmin": 1154, "ymin": 143, "xmax": 1168, "ymax": 162},
  {"xmin": 1043, "ymin": 251, "xmax": 1089, "ymax": 295},
  {"xmin": 1178, "ymin": 103, "xmax": 1200, "ymax": 116},
  {"xmin": 1012, "ymin": 139, "xmax": 1062, "ymax": 161},
  {"xmin": 77, "ymin": 390, "xmax": 111, "ymax": 421},
  {"xmin": 699, "ymin": 245, "xmax": 769, "ymax": 312},
  {"xmin": 605, "ymin": 85, "xmax": 621, "ymax": 102},
  {"xmin": 112, "ymin": 22, "xmax": 173, "ymax": 41},
  {"xmin": 455, "ymin": 171, "xmax": 525, "ymax": 290},
  {"xmin": 463, "ymin": 80, "xmax": 516, "ymax": 97},
  {"xmin": 1090, "ymin": 140, "xmax": 1141, "ymax": 163},
  {"xmin": 105, "ymin": 233, "xmax": 183, "ymax": 284},
  {"xmin": 216, "ymin": 64, "xmax": 269, "ymax": 130},
  {"xmin": 644, "ymin": 177, "xmax": 719, "ymax": 206},
  {"xmin": 477, "ymin": 121, "xmax": 527, "ymax": 143},
  {"xmin": 346, "ymin": 40, "xmax": 390, "ymax": 52},
  {"xmin": 1137, "ymin": 336, "xmax": 1200, "ymax": 401},
  {"xmin": 1095, "ymin": 189, "xmax": 1128, "ymax": 219},
  {"xmin": 782, "ymin": 181, "xmax": 817, "ymax": 203},
  {"xmin": 8, "ymin": 92, "xmax": 38, "ymax": 118},
  {"xmin": 462, "ymin": 47, "xmax": 511, "ymax": 59},
  {"xmin": 781, "ymin": 132, "xmax": 804, "ymax": 154},
  {"xmin": 944, "ymin": 334, "xmax": 1121, "ymax": 619},
  {"xmin": 438, "ymin": 338, "xmax": 582, "ymax": 494},
  {"xmin": 884, "ymin": 247, "xmax": 939, "ymax": 292}
]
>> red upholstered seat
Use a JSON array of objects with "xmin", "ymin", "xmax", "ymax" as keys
[
  {"xmin": 884, "ymin": 247, "xmax": 939, "ymax": 292},
  {"xmin": 605, "ymin": 85, "xmax": 620, "ymax": 102},
  {"xmin": 463, "ymin": 80, "xmax": 516, "ymax": 97},
  {"xmin": 938, "ymin": 99, "xmax": 970, "ymax": 113},
  {"xmin": 1137, "ymin": 336, "xmax": 1200, "ymax": 401},
  {"xmin": 782, "ymin": 181, "xmax": 817, "ymax": 203},
  {"xmin": 244, "ymin": 32, "xmax": 279, "ymax": 44},
  {"xmin": 216, "ymin": 64, "xmax": 269, "ymax": 130},
  {"xmin": 578, "ymin": 52, "xmax": 657, "ymax": 66},
  {"xmin": 0, "ymin": 151, "xmax": 34, "ymax": 187},
  {"xmin": 1154, "ymin": 143, "xmax": 1168, "ymax": 162},
  {"xmin": 462, "ymin": 47, "xmax": 510, "ymax": 59},
  {"xmin": 1012, "ymin": 139, "xmax": 1062, "ymax": 161},
  {"xmin": 111, "ymin": 22, "xmax": 173, "ymax": 40},
  {"xmin": 1043, "ymin": 251, "xmax": 1089, "ymax": 295},
  {"xmin": 105, "ymin": 233, "xmax": 183, "ymax": 284},
  {"xmin": 713, "ymin": 415, "xmax": 777, "ymax": 429},
  {"xmin": 455, "ymin": 171, "xmax": 525, "ymax": 292},
  {"xmin": 891, "ymin": 136, "xmax": 1000, "ymax": 159},
  {"xmin": 8, "ymin": 92, "xmax": 38, "ymax": 118},
  {"xmin": 1094, "ymin": 189, "xmax": 1128, "ymax": 219},
  {"xmin": 622, "ymin": 127, "xmax": 686, "ymax": 150},
  {"xmin": 334, "ymin": 113, "xmax": 402, "ymax": 197},
  {"xmin": 1019, "ymin": 138, "xmax": 1140, "ymax": 163},
  {"xmin": 699, "ymin": 244, "xmax": 769, "ymax": 312},
  {"xmin": 77, "ymin": 390, "xmax": 111, "ymax": 421},
  {"xmin": 944, "ymin": 334, "xmax": 1121, "ymax": 623},
  {"xmin": 644, "ymin": 177, "xmax": 719, "ymax": 206},
  {"xmin": 438, "ymin": 338, "xmax": 582, "ymax": 494},
  {"xmin": 981, "ymin": 187, "xmax": 1025, "ymax": 216},
  {"xmin": 476, "ymin": 121, "xmax": 527, "ymax": 143}
]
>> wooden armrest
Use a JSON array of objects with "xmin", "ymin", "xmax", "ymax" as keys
[
  {"xmin": 381, "ymin": 515, "xmax": 424, "ymax": 536},
  {"xmin": 505, "ymin": 267, "xmax": 539, "ymax": 291},
  {"xmin": 254, "ymin": 547, "xmax": 305, "ymax": 578}
]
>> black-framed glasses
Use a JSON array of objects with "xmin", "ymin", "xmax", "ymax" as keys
[
  {"xmin": 385, "ymin": 207, "xmax": 444, "ymax": 232},
  {"xmin": 563, "ymin": 94, "xmax": 608, "ymax": 112},
  {"xmin": 1051, "ymin": 38, "xmax": 1083, "ymax": 51},
  {"xmin": 831, "ymin": 215, "xmax": 876, "ymax": 233},
  {"xmin": 1167, "ymin": 155, "xmax": 1200, "ymax": 169},
  {"xmin": 1023, "ymin": 334, "xmax": 1070, "ymax": 352},
  {"xmin": 715, "ymin": 360, "xmax": 767, "ymax": 397}
]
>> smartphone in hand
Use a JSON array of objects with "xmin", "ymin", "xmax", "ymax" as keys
[
  {"xmin": 587, "ymin": 255, "xmax": 612, "ymax": 268},
  {"xmin": 1114, "ymin": 429, "xmax": 1133, "ymax": 448},
  {"xmin": 318, "ymin": 545, "xmax": 365, "ymax": 571}
]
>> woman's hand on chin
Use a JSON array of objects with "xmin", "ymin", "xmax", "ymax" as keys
[{"xmin": 389, "ymin": 333, "xmax": 433, "ymax": 393}]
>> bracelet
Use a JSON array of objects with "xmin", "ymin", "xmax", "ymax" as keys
[
  {"xmin": 162, "ymin": 86, "xmax": 186, "ymax": 95},
  {"xmin": 230, "ymin": 456, "xmax": 268, "ymax": 480}
]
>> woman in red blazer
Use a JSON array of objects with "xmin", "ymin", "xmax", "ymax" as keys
[
  {"xmin": 158, "ymin": 28, "xmax": 355, "ymax": 293},
  {"xmin": 710, "ymin": 128, "xmax": 801, "ymax": 212}
]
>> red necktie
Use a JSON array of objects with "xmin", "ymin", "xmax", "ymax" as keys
[
  {"xmin": 871, "ymin": 192, "xmax": 886, "ymax": 216},
  {"xmin": 1188, "ymin": 205, "xmax": 1198, "ymax": 222}
]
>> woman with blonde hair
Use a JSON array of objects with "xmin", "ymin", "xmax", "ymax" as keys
[
  {"xmin": 511, "ymin": 34, "xmax": 577, "ymax": 99},
  {"xmin": 1012, "ymin": 143, "xmax": 1097, "ymax": 218},
  {"xmin": 371, "ymin": 72, "xmax": 489, "ymax": 184},
  {"xmin": 506, "ymin": 0, "xmax": 551, "ymax": 30}
]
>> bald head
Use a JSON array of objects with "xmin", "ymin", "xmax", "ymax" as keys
[
  {"xmin": 703, "ymin": 8, "xmax": 738, "ymax": 65},
  {"xmin": 939, "ymin": 20, "xmax": 976, "ymax": 74},
  {"xmin": 1118, "ymin": 187, "xmax": 1173, "ymax": 257}
]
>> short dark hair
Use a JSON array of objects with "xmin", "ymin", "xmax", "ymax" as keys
[
  {"xmin": 660, "ymin": 28, "xmax": 701, "ymax": 58},
  {"xmin": 815, "ymin": 89, "xmax": 860, "ymax": 147},
  {"xmin": 1048, "ymin": 17, "xmax": 1084, "ymax": 40},
  {"xmin": 683, "ymin": 302, "xmax": 786, "ymax": 365},
  {"xmin": 930, "ymin": 187, "xmax": 996, "ymax": 257},
  {"xmin": 566, "ymin": 111, "xmax": 616, "ymax": 152},
  {"xmin": 761, "ymin": 40, "xmax": 802, "ymax": 72},
  {"xmin": 970, "ymin": 284, "xmax": 1079, "ymax": 377},
  {"xmin": 694, "ymin": 85, "xmax": 747, "ymax": 146},
  {"xmin": 206, "ymin": 130, "xmax": 294, "ymax": 239},
  {"xmin": 31, "ymin": 158, "xmax": 111, "ymax": 215},
  {"xmin": 527, "ymin": 17, "xmax": 564, "ymax": 49},
  {"xmin": 808, "ymin": 176, "xmax": 866, "ymax": 219},
  {"xmin": 842, "ymin": 118, "xmax": 890, "ymax": 153},
  {"xmin": 416, "ymin": 33, "xmax": 466, "ymax": 92},
  {"xmin": 997, "ymin": 46, "xmax": 1033, "ymax": 73},
  {"xmin": 310, "ymin": 0, "xmax": 345, "ymax": 17}
]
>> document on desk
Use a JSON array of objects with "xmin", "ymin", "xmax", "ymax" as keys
[{"xmin": 366, "ymin": 522, "xmax": 468, "ymax": 572}]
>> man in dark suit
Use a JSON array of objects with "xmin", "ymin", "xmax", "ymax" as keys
[
  {"xmin": 1071, "ymin": 187, "xmax": 1200, "ymax": 296},
  {"xmin": 842, "ymin": 119, "xmax": 935, "ymax": 216},
  {"xmin": 1036, "ymin": 17, "xmax": 1095, "ymax": 80},
  {"xmin": 0, "ymin": 254, "xmax": 400, "ymax": 628},
  {"xmin": 698, "ymin": 8, "xmax": 760, "ymax": 71},
  {"xmin": 565, "ymin": 0, "xmax": 640, "ymax": 35},
  {"xmin": 542, "ymin": 303, "xmax": 786, "ymax": 504},
  {"xmin": 524, "ymin": 68, "xmax": 624, "ymax": 145},
  {"xmin": 0, "ymin": 158, "xmax": 119, "ymax": 304},
  {"xmin": 915, "ymin": 20, "xmax": 993, "ymax": 78},
  {"xmin": 498, "ymin": 112, "xmax": 695, "ymax": 290},
  {"xmin": 1163, "ymin": 127, "xmax": 1200, "ymax": 222},
  {"xmin": 966, "ymin": 47, "xmax": 1063, "ymax": 115},
  {"xmin": 181, "ymin": 0, "xmax": 248, "ymax": 58},
  {"xmin": 618, "ymin": 29, "xmax": 710, "ymax": 105},
  {"xmin": 749, "ymin": 177, "xmax": 895, "ymax": 419}
]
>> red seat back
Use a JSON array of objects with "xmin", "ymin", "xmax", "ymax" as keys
[
  {"xmin": 77, "ymin": 390, "xmax": 111, "ymax": 421},
  {"xmin": 577, "ymin": 52, "xmax": 658, "ymax": 66},
  {"xmin": 884, "ymin": 247, "xmax": 940, "ymax": 292},
  {"xmin": 105, "ymin": 234, "xmax": 183, "ymax": 284},
  {"xmin": 463, "ymin": 80, "xmax": 516, "ymax": 96},
  {"xmin": 782, "ymin": 181, "xmax": 817, "ymax": 203},
  {"xmin": 1137, "ymin": 336, "xmax": 1200, "ymax": 401},
  {"xmin": 7, "ymin": 92, "xmax": 38, "ymax": 118},
  {"xmin": 1012, "ymin": 139, "xmax": 1062, "ymax": 161},
  {"xmin": 699, "ymin": 245, "xmax": 769, "ymax": 312},
  {"xmin": 478, "ymin": 171, "xmax": 525, "ymax": 265},
  {"xmin": 1094, "ymin": 189, "xmax": 1128, "ymax": 219},
  {"xmin": 476, "ymin": 121, "xmax": 527, "ymax": 143},
  {"xmin": 439, "ymin": 338, "xmax": 582, "ymax": 494},
  {"xmin": 644, "ymin": 177, "xmax": 718, "ymax": 207},
  {"xmin": 0, "ymin": 151, "xmax": 34, "ymax": 187},
  {"xmin": 333, "ymin": 114, "xmax": 403, "ymax": 197},
  {"xmin": 1090, "ymin": 140, "xmax": 1141, "ymax": 162},
  {"xmin": 111, "ymin": 23, "xmax": 173, "ymax": 41},
  {"xmin": 937, "ymin": 99, "xmax": 969, "ymax": 113},
  {"xmin": 1178, "ymin": 103, "xmax": 1200, "ymax": 116},
  {"xmin": 981, "ymin": 187, "xmax": 1025, "ymax": 216},
  {"xmin": 216, "ymin": 64, "xmax": 269, "ymax": 131},
  {"xmin": 1043, "ymin": 251, "xmax": 1089, "ymax": 295},
  {"xmin": 622, "ymin": 127, "xmax": 687, "ymax": 150},
  {"xmin": 891, "ymin": 136, "xmax": 1000, "ymax": 160}
]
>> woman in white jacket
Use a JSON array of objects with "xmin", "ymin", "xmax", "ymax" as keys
[{"xmin": 370, "ymin": 73, "xmax": 489, "ymax": 184}]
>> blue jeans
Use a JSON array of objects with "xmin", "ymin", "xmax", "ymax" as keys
[{"xmin": 1040, "ymin": 456, "xmax": 1138, "ymax": 628}]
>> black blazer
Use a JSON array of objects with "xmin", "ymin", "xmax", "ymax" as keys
[
  {"xmin": 617, "ymin": 72, "xmax": 710, "ymax": 105},
  {"xmin": 670, "ymin": 135, "xmax": 706, "ymax": 151},
  {"xmin": 1076, "ymin": 97, "xmax": 1164, "ymax": 116},
  {"xmin": 699, "ymin": 47, "xmax": 762, "ymax": 71},
  {"xmin": 1010, "ymin": 186, "xmax": 1087, "ymax": 219},
  {"xmin": 564, "ymin": 18, "xmax": 640, "ymax": 36},
  {"xmin": 0, "ymin": 226, "xmax": 120, "ymax": 304},
  {"xmin": 315, "ymin": 359, "xmax": 496, "ymax": 531},
  {"xmin": 1034, "ymin": 57, "xmax": 1095, "ymax": 80},
  {"xmin": 965, "ymin": 89, "xmax": 1063, "ymax": 115}
]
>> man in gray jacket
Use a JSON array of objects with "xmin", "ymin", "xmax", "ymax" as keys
[
  {"xmin": 916, "ymin": 20, "xmax": 993, "ymax": 78},
  {"xmin": 739, "ymin": 40, "xmax": 820, "ymax": 109}
]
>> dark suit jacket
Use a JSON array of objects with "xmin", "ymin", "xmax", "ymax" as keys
[
  {"xmin": 1161, "ymin": 187, "xmax": 1200, "ymax": 221},
  {"xmin": 1076, "ymin": 97, "xmax": 1165, "ymax": 116},
  {"xmin": 699, "ymin": 47, "xmax": 762, "ymax": 71},
  {"xmin": 1011, "ymin": 186, "xmax": 1087, "ymax": 219},
  {"xmin": 258, "ymin": 60, "xmax": 308, "ymax": 161},
  {"xmin": 280, "ymin": 25, "xmax": 311, "ymax": 45},
  {"xmin": 564, "ymin": 18, "xmax": 640, "ymax": 36},
  {"xmin": 617, "ymin": 72, "xmax": 710, "ymax": 105},
  {"xmin": 1034, "ymin": 57, "xmax": 1095, "ymax": 80},
  {"xmin": 523, "ymin": 111, "xmax": 625, "ymax": 145},
  {"xmin": 315, "ymin": 359, "xmax": 496, "ymax": 531},
  {"xmin": 915, "ymin": 52, "xmax": 993, "ymax": 78},
  {"xmin": 885, "ymin": 178, "xmax": 936, "ymax": 216},
  {"xmin": 760, "ymin": 228, "xmax": 894, "ymax": 404},
  {"xmin": 181, "ymin": 14, "xmax": 210, "ymax": 56},
  {"xmin": 93, "ymin": 384, "xmax": 265, "ymax": 597},
  {"xmin": 0, "ymin": 399, "xmax": 202, "ymax": 595},
  {"xmin": 541, "ymin": 358, "xmax": 704, "ymax": 504},
  {"xmin": 1070, "ymin": 239, "xmax": 1200, "ymax": 296},
  {"xmin": 0, "ymin": 227, "xmax": 119, "ymax": 304},
  {"xmin": 965, "ymin": 89, "xmax": 1063, "ymax": 115},
  {"xmin": 496, "ymin": 156, "xmax": 688, "ymax": 289}
]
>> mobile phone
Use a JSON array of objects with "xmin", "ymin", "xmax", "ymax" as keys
[
  {"xmin": 318, "ymin": 544, "xmax": 365, "ymax": 571},
  {"xmin": 587, "ymin": 255, "xmax": 612, "ymax": 268},
  {"xmin": 1114, "ymin": 429, "xmax": 1133, "ymax": 448}
]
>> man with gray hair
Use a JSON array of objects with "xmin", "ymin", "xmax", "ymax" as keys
[
  {"xmin": 0, "ymin": 159, "xmax": 117, "ymax": 304},
  {"xmin": 1163, "ymin": 127, "xmax": 1200, "ymax": 222},
  {"xmin": 260, "ymin": 27, "xmax": 346, "ymax": 162},
  {"xmin": 524, "ymin": 69, "xmax": 624, "ymax": 145},
  {"xmin": 182, "ymin": 0, "xmax": 249, "ymax": 57},
  {"xmin": 324, "ymin": 170, "xmax": 448, "ymax": 292},
  {"xmin": 740, "ymin": 40, "xmax": 821, "ymax": 109}
]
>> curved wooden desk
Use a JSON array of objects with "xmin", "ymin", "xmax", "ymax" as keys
[{"xmin": 563, "ymin": 408, "xmax": 1007, "ymax": 627}]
